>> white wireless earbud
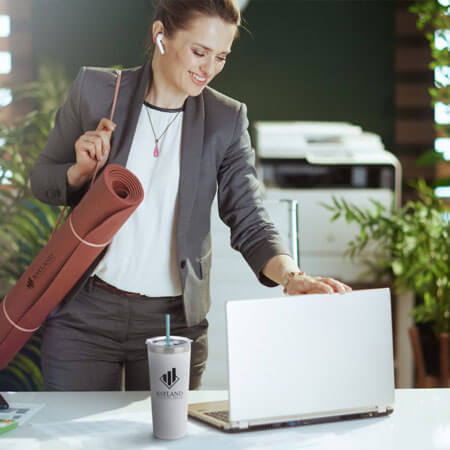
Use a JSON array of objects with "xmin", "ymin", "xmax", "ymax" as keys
[{"xmin": 156, "ymin": 33, "xmax": 165, "ymax": 55}]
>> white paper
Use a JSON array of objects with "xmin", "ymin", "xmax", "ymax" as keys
[{"xmin": 0, "ymin": 402, "xmax": 45, "ymax": 426}]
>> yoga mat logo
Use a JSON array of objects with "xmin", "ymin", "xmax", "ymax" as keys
[
  {"xmin": 27, "ymin": 254, "xmax": 55, "ymax": 289},
  {"xmin": 160, "ymin": 368, "xmax": 180, "ymax": 389}
]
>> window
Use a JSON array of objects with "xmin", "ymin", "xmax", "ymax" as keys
[
  {"xmin": 433, "ymin": 15, "xmax": 450, "ymax": 198},
  {"xmin": 0, "ymin": 14, "xmax": 10, "ymax": 37},
  {"xmin": 0, "ymin": 8, "xmax": 11, "ymax": 185},
  {"xmin": 0, "ymin": 51, "xmax": 11, "ymax": 74},
  {"xmin": 435, "ymin": 137, "xmax": 450, "ymax": 160},
  {"xmin": 0, "ymin": 87, "xmax": 11, "ymax": 107}
]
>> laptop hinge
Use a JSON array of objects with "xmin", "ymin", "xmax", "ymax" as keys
[
  {"xmin": 377, "ymin": 405, "xmax": 390, "ymax": 413},
  {"xmin": 235, "ymin": 420, "xmax": 249, "ymax": 430}
]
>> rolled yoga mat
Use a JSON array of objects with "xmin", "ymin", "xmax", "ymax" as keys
[{"xmin": 0, "ymin": 164, "xmax": 144, "ymax": 369}]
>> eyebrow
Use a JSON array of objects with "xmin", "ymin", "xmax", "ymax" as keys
[{"xmin": 193, "ymin": 43, "xmax": 231, "ymax": 55}]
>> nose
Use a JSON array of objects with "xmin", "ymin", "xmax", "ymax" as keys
[{"xmin": 199, "ymin": 56, "xmax": 214, "ymax": 77}]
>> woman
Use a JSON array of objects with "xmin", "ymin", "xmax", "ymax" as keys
[{"xmin": 30, "ymin": 0, "xmax": 351, "ymax": 391}]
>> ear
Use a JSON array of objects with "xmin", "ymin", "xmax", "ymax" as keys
[{"xmin": 152, "ymin": 20, "xmax": 164, "ymax": 43}]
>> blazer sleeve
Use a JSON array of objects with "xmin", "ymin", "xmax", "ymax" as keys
[
  {"xmin": 217, "ymin": 103, "xmax": 291, "ymax": 287},
  {"xmin": 30, "ymin": 66, "xmax": 89, "ymax": 208}
]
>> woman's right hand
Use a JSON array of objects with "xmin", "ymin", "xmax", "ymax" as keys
[
  {"xmin": 74, "ymin": 118, "xmax": 116, "ymax": 177},
  {"xmin": 67, "ymin": 118, "xmax": 116, "ymax": 190}
]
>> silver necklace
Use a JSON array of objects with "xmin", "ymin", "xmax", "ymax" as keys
[{"xmin": 145, "ymin": 105, "xmax": 182, "ymax": 157}]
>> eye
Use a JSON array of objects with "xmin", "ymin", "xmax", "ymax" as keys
[
  {"xmin": 193, "ymin": 50, "xmax": 205, "ymax": 57},
  {"xmin": 216, "ymin": 56, "xmax": 227, "ymax": 63}
]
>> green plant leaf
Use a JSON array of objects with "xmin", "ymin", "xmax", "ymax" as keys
[{"xmin": 416, "ymin": 150, "xmax": 446, "ymax": 167}]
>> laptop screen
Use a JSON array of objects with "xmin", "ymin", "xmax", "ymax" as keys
[{"xmin": 225, "ymin": 288, "xmax": 395, "ymax": 423}]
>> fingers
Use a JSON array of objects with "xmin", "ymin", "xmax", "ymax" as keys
[
  {"xmin": 285, "ymin": 275, "xmax": 352, "ymax": 296},
  {"xmin": 303, "ymin": 276, "xmax": 334, "ymax": 294},
  {"xmin": 81, "ymin": 135, "xmax": 103, "ymax": 161},
  {"xmin": 318, "ymin": 277, "xmax": 352, "ymax": 294},
  {"xmin": 85, "ymin": 131, "xmax": 111, "ymax": 160},
  {"xmin": 74, "ymin": 119, "xmax": 115, "ymax": 165},
  {"xmin": 286, "ymin": 276, "xmax": 333, "ymax": 295},
  {"xmin": 311, "ymin": 280, "xmax": 334, "ymax": 294},
  {"xmin": 96, "ymin": 117, "xmax": 116, "ymax": 133},
  {"xmin": 77, "ymin": 136, "xmax": 96, "ymax": 160},
  {"xmin": 340, "ymin": 281, "xmax": 352, "ymax": 292}
]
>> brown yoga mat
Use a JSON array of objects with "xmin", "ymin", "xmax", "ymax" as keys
[
  {"xmin": 0, "ymin": 164, "xmax": 144, "ymax": 369},
  {"xmin": 0, "ymin": 68, "xmax": 134, "ymax": 370}
]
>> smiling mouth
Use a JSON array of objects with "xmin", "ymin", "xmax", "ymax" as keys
[{"xmin": 189, "ymin": 71, "xmax": 207, "ymax": 85}]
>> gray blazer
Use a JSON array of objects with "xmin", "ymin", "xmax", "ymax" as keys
[{"xmin": 30, "ymin": 59, "xmax": 289, "ymax": 327}]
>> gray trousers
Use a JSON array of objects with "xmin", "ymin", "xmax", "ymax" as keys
[{"xmin": 41, "ymin": 277, "xmax": 208, "ymax": 391}]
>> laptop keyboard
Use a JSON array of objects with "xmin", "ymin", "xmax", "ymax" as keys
[{"xmin": 205, "ymin": 410, "xmax": 229, "ymax": 422}]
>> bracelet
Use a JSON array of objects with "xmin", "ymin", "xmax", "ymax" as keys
[{"xmin": 282, "ymin": 270, "xmax": 305, "ymax": 294}]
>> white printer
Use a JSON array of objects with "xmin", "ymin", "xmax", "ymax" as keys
[{"xmin": 254, "ymin": 121, "xmax": 402, "ymax": 283}]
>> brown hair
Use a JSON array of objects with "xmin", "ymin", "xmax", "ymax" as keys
[{"xmin": 144, "ymin": 0, "xmax": 242, "ymax": 58}]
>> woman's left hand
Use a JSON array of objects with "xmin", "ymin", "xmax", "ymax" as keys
[{"xmin": 284, "ymin": 273, "xmax": 352, "ymax": 296}]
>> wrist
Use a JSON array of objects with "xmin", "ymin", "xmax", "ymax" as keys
[
  {"xmin": 67, "ymin": 164, "xmax": 91, "ymax": 190},
  {"xmin": 282, "ymin": 270, "xmax": 306, "ymax": 294}
]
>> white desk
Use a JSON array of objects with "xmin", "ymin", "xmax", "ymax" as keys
[{"xmin": 1, "ymin": 389, "xmax": 449, "ymax": 449}]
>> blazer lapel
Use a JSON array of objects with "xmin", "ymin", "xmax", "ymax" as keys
[
  {"xmin": 109, "ymin": 59, "xmax": 152, "ymax": 167},
  {"xmin": 177, "ymin": 94, "xmax": 205, "ymax": 231}
]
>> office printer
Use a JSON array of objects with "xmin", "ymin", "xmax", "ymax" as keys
[{"xmin": 254, "ymin": 121, "xmax": 402, "ymax": 283}]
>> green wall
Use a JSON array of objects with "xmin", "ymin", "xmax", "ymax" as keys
[{"xmin": 32, "ymin": 0, "xmax": 394, "ymax": 151}]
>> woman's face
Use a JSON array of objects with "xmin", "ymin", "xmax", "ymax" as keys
[{"xmin": 156, "ymin": 14, "xmax": 237, "ymax": 97}]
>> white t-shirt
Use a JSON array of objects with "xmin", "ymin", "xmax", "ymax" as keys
[{"xmin": 92, "ymin": 101, "xmax": 184, "ymax": 297}]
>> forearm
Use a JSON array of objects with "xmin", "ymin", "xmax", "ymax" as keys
[{"xmin": 262, "ymin": 254, "xmax": 301, "ymax": 286}]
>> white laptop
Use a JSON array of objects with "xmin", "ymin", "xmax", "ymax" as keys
[{"xmin": 188, "ymin": 288, "xmax": 395, "ymax": 432}]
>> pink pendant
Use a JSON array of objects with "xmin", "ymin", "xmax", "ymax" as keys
[{"xmin": 153, "ymin": 144, "xmax": 159, "ymax": 157}]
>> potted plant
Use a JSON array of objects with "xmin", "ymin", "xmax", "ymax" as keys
[{"xmin": 323, "ymin": 179, "xmax": 449, "ymax": 386}]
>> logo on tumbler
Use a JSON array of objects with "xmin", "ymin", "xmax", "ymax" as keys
[{"xmin": 160, "ymin": 367, "xmax": 180, "ymax": 389}]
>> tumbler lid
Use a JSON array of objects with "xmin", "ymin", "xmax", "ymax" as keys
[{"xmin": 145, "ymin": 336, "xmax": 192, "ymax": 353}]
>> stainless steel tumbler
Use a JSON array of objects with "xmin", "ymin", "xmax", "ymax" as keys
[{"xmin": 146, "ymin": 336, "xmax": 192, "ymax": 439}]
